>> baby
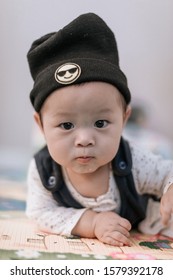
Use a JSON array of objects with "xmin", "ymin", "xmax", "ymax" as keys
[{"xmin": 26, "ymin": 13, "xmax": 173, "ymax": 246}]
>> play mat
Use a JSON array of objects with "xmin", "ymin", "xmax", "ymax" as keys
[{"xmin": 0, "ymin": 180, "xmax": 173, "ymax": 260}]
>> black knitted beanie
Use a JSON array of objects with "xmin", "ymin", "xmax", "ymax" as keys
[{"xmin": 27, "ymin": 13, "xmax": 131, "ymax": 112}]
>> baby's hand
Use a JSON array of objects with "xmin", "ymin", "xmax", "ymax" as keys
[
  {"xmin": 93, "ymin": 211, "xmax": 131, "ymax": 246},
  {"xmin": 160, "ymin": 184, "xmax": 173, "ymax": 225}
]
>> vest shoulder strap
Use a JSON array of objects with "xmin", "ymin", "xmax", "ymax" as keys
[
  {"xmin": 34, "ymin": 146, "xmax": 83, "ymax": 208},
  {"xmin": 112, "ymin": 139, "xmax": 148, "ymax": 226}
]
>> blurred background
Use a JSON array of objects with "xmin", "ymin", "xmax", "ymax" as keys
[{"xmin": 0, "ymin": 0, "xmax": 173, "ymax": 181}]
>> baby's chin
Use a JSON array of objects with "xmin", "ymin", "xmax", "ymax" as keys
[{"xmin": 70, "ymin": 162, "xmax": 101, "ymax": 175}]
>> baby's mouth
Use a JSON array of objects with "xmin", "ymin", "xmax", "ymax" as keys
[{"xmin": 76, "ymin": 156, "xmax": 94, "ymax": 164}]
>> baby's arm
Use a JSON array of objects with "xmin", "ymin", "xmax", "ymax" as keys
[
  {"xmin": 130, "ymin": 142, "xmax": 173, "ymax": 229},
  {"xmin": 160, "ymin": 184, "xmax": 173, "ymax": 225},
  {"xmin": 72, "ymin": 210, "xmax": 131, "ymax": 246}
]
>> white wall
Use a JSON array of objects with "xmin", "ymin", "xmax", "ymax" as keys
[{"xmin": 1, "ymin": 0, "xmax": 173, "ymax": 173}]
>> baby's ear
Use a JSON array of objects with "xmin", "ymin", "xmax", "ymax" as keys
[
  {"xmin": 123, "ymin": 105, "xmax": 132, "ymax": 126},
  {"xmin": 33, "ymin": 112, "xmax": 44, "ymax": 133}
]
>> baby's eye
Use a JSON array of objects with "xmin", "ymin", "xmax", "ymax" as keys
[
  {"xmin": 94, "ymin": 120, "xmax": 109, "ymax": 128},
  {"xmin": 59, "ymin": 122, "xmax": 74, "ymax": 130}
]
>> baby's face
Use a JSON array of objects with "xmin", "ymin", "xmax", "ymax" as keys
[{"xmin": 38, "ymin": 82, "xmax": 128, "ymax": 174}]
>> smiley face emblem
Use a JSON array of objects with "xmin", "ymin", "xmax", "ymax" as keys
[{"xmin": 55, "ymin": 63, "xmax": 81, "ymax": 84}]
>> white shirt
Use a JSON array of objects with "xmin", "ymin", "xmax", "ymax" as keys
[{"xmin": 26, "ymin": 140, "xmax": 173, "ymax": 237}]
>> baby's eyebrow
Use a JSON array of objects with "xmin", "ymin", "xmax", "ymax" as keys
[
  {"xmin": 95, "ymin": 107, "xmax": 114, "ymax": 114},
  {"xmin": 52, "ymin": 111, "xmax": 73, "ymax": 118},
  {"xmin": 51, "ymin": 107, "xmax": 114, "ymax": 118}
]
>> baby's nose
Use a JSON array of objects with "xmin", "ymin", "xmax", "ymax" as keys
[{"xmin": 75, "ymin": 130, "xmax": 95, "ymax": 147}]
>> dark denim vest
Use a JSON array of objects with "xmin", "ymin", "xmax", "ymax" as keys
[{"xmin": 34, "ymin": 138, "xmax": 149, "ymax": 227}]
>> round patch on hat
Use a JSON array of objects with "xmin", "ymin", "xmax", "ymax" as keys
[{"xmin": 55, "ymin": 63, "xmax": 81, "ymax": 84}]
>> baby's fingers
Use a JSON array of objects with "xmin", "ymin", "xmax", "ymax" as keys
[
  {"xmin": 102, "ymin": 236, "xmax": 125, "ymax": 247},
  {"xmin": 161, "ymin": 208, "xmax": 172, "ymax": 225},
  {"xmin": 160, "ymin": 201, "xmax": 172, "ymax": 225},
  {"xmin": 104, "ymin": 231, "xmax": 131, "ymax": 246},
  {"xmin": 160, "ymin": 190, "xmax": 173, "ymax": 226},
  {"xmin": 118, "ymin": 217, "xmax": 132, "ymax": 231}
]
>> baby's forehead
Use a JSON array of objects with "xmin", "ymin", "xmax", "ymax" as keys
[
  {"xmin": 74, "ymin": 82, "xmax": 126, "ymax": 105},
  {"xmin": 45, "ymin": 82, "xmax": 124, "ymax": 109}
]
